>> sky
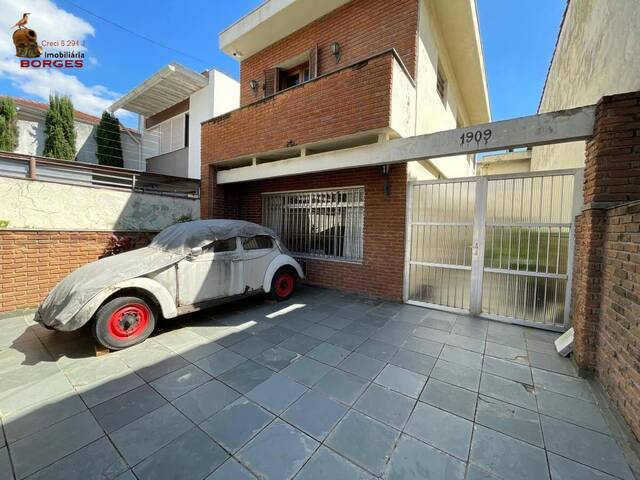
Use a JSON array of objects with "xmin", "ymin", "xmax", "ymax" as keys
[{"xmin": 0, "ymin": 0, "xmax": 566, "ymax": 127}]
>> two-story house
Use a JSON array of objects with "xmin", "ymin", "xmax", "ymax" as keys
[
  {"xmin": 200, "ymin": 0, "xmax": 490, "ymax": 300},
  {"xmin": 109, "ymin": 63, "xmax": 240, "ymax": 179}
]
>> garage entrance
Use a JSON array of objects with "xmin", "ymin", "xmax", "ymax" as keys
[{"xmin": 404, "ymin": 168, "xmax": 581, "ymax": 330}]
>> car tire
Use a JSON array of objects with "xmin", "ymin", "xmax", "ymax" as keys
[
  {"xmin": 270, "ymin": 268, "xmax": 297, "ymax": 301},
  {"xmin": 92, "ymin": 296, "xmax": 156, "ymax": 350}
]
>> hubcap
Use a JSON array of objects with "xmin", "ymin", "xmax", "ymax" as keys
[
  {"xmin": 274, "ymin": 273, "xmax": 294, "ymax": 297},
  {"xmin": 108, "ymin": 304, "xmax": 149, "ymax": 340}
]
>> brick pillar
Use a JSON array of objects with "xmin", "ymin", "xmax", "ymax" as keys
[
  {"xmin": 200, "ymin": 166, "xmax": 227, "ymax": 219},
  {"xmin": 572, "ymin": 91, "xmax": 640, "ymax": 371}
]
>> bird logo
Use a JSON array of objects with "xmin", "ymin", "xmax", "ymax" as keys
[{"xmin": 11, "ymin": 13, "xmax": 30, "ymax": 30}]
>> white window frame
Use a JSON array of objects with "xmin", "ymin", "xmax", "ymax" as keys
[
  {"xmin": 147, "ymin": 112, "xmax": 187, "ymax": 156},
  {"xmin": 262, "ymin": 186, "xmax": 365, "ymax": 263}
]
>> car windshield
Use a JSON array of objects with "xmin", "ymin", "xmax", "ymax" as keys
[{"xmin": 149, "ymin": 219, "xmax": 277, "ymax": 255}]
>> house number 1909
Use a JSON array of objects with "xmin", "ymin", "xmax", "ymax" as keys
[{"xmin": 459, "ymin": 129, "xmax": 492, "ymax": 146}]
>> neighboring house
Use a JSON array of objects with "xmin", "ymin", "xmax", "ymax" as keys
[
  {"xmin": 6, "ymin": 96, "xmax": 143, "ymax": 171},
  {"xmin": 476, "ymin": 150, "xmax": 531, "ymax": 176},
  {"xmin": 199, "ymin": 0, "xmax": 490, "ymax": 299},
  {"xmin": 531, "ymin": 0, "xmax": 640, "ymax": 171},
  {"xmin": 109, "ymin": 64, "xmax": 240, "ymax": 180}
]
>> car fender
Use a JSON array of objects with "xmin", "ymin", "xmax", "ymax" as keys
[
  {"xmin": 263, "ymin": 255, "xmax": 305, "ymax": 292},
  {"xmin": 67, "ymin": 277, "xmax": 178, "ymax": 331}
]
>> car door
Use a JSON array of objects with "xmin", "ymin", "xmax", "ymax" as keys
[
  {"xmin": 177, "ymin": 237, "xmax": 244, "ymax": 306},
  {"xmin": 241, "ymin": 235, "xmax": 279, "ymax": 291}
]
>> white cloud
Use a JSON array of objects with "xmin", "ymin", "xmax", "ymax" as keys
[{"xmin": 0, "ymin": 0, "xmax": 129, "ymax": 118}]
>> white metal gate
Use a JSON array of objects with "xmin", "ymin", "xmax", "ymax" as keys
[{"xmin": 404, "ymin": 169, "xmax": 582, "ymax": 330}]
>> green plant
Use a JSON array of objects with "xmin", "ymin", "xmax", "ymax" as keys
[
  {"xmin": 43, "ymin": 94, "xmax": 76, "ymax": 160},
  {"xmin": 0, "ymin": 220, "xmax": 9, "ymax": 228},
  {"xmin": 174, "ymin": 214, "xmax": 193, "ymax": 223},
  {"xmin": 96, "ymin": 111, "xmax": 123, "ymax": 167},
  {"xmin": 0, "ymin": 98, "xmax": 18, "ymax": 152}
]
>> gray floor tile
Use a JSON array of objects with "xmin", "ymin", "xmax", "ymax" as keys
[
  {"xmin": 475, "ymin": 396, "xmax": 543, "ymax": 447},
  {"xmin": 525, "ymin": 329, "xmax": 559, "ymax": 343},
  {"xmin": 25, "ymin": 437, "xmax": 128, "ymax": 480},
  {"xmin": 320, "ymin": 316, "xmax": 355, "ymax": 330},
  {"xmin": 485, "ymin": 342, "xmax": 529, "ymax": 365},
  {"xmin": 314, "ymin": 368, "xmax": 369, "ymax": 406},
  {"xmin": 374, "ymin": 364, "xmax": 427, "ymax": 398},
  {"xmin": 532, "ymin": 368, "xmax": 594, "ymax": 402},
  {"xmin": 540, "ymin": 415, "xmax": 633, "ymax": 480},
  {"xmin": 0, "ymin": 448, "xmax": 11, "ymax": 480},
  {"xmin": 529, "ymin": 351, "xmax": 577, "ymax": 376},
  {"xmin": 278, "ymin": 334, "xmax": 322, "ymax": 354},
  {"xmin": 10, "ymin": 410, "xmax": 104, "ymax": 479},
  {"xmin": 404, "ymin": 402, "xmax": 473, "ymax": 461},
  {"xmin": 80, "ymin": 371, "xmax": 146, "ymax": 408},
  {"xmin": 307, "ymin": 342, "xmax": 350, "ymax": 366},
  {"xmin": 385, "ymin": 434, "xmax": 466, "ymax": 480},
  {"xmin": 110, "ymin": 404, "xmax": 193, "ymax": 467},
  {"xmin": 253, "ymin": 346, "xmax": 300, "ymax": 372},
  {"xmin": 371, "ymin": 321, "xmax": 414, "ymax": 347},
  {"xmin": 526, "ymin": 338, "xmax": 557, "ymax": 355},
  {"xmin": 338, "ymin": 352, "xmax": 385, "ymax": 380},
  {"xmin": 200, "ymin": 397, "xmax": 273, "ymax": 453},
  {"xmin": 389, "ymin": 349, "xmax": 437, "ymax": 376},
  {"xmin": 419, "ymin": 316, "xmax": 455, "ymax": 332},
  {"xmin": 257, "ymin": 326, "xmax": 296, "ymax": 345},
  {"xmin": 206, "ymin": 458, "xmax": 256, "ymax": 480},
  {"xmin": 548, "ymin": 452, "xmax": 619, "ymax": 480},
  {"xmin": 282, "ymin": 390, "xmax": 347, "ymax": 441},
  {"xmin": 326, "ymin": 332, "xmax": 366, "ymax": 351},
  {"xmin": 341, "ymin": 321, "xmax": 378, "ymax": 338},
  {"xmin": 482, "ymin": 356, "xmax": 533, "ymax": 385},
  {"xmin": 393, "ymin": 305, "xmax": 430, "ymax": 324},
  {"xmin": 195, "ymin": 348, "xmax": 246, "ymax": 377},
  {"xmin": 470, "ymin": 424, "xmax": 549, "ymax": 480},
  {"xmin": 280, "ymin": 318, "xmax": 316, "ymax": 334},
  {"xmin": 4, "ymin": 393, "xmax": 86, "ymax": 443},
  {"xmin": 451, "ymin": 322, "xmax": 488, "ymax": 340},
  {"xmin": 465, "ymin": 464, "xmax": 502, "ymax": 480},
  {"xmin": 215, "ymin": 330, "xmax": 250, "ymax": 347},
  {"xmin": 354, "ymin": 383, "xmax": 415, "ymax": 430},
  {"xmin": 217, "ymin": 360, "xmax": 274, "ymax": 394},
  {"xmin": 229, "ymin": 336, "xmax": 276, "ymax": 358},
  {"xmin": 325, "ymin": 410, "xmax": 400, "ymax": 477},
  {"xmin": 134, "ymin": 427, "xmax": 227, "ymax": 480},
  {"xmin": 446, "ymin": 333, "xmax": 485, "ymax": 353},
  {"xmin": 479, "ymin": 373, "xmax": 537, "ymax": 411},
  {"xmin": 303, "ymin": 324, "xmax": 338, "ymax": 341},
  {"xmin": 179, "ymin": 342, "xmax": 224, "ymax": 364},
  {"xmin": 431, "ymin": 359, "xmax": 481, "ymax": 392},
  {"xmin": 91, "ymin": 384, "xmax": 167, "ymax": 433},
  {"xmin": 537, "ymin": 388, "xmax": 608, "ymax": 433},
  {"xmin": 119, "ymin": 343, "xmax": 190, "ymax": 382},
  {"xmin": 246, "ymin": 373, "xmax": 307, "ymax": 414},
  {"xmin": 419, "ymin": 378, "xmax": 477, "ymax": 420},
  {"xmin": 413, "ymin": 326, "xmax": 450, "ymax": 343},
  {"xmin": 236, "ymin": 419, "xmax": 318, "ymax": 480},
  {"xmin": 487, "ymin": 331, "xmax": 527, "ymax": 351},
  {"xmin": 402, "ymin": 336, "xmax": 444, "ymax": 357},
  {"xmin": 296, "ymin": 446, "xmax": 374, "ymax": 480},
  {"xmin": 150, "ymin": 364, "xmax": 212, "ymax": 401},
  {"xmin": 172, "ymin": 379, "xmax": 240, "ymax": 423},
  {"xmin": 281, "ymin": 356, "xmax": 331, "ymax": 387},
  {"xmin": 355, "ymin": 339, "xmax": 398, "ymax": 362},
  {"xmin": 440, "ymin": 345, "xmax": 483, "ymax": 369}
]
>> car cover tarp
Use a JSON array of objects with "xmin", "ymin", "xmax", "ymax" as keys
[{"xmin": 38, "ymin": 220, "xmax": 276, "ymax": 329}]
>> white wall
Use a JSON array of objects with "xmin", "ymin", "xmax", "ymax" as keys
[
  {"xmin": 15, "ymin": 114, "xmax": 142, "ymax": 171},
  {"xmin": 0, "ymin": 177, "xmax": 199, "ymax": 231},
  {"xmin": 413, "ymin": 0, "xmax": 475, "ymax": 179},
  {"xmin": 188, "ymin": 70, "xmax": 240, "ymax": 179},
  {"xmin": 531, "ymin": 0, "xmax": 640, "ymax": 171}
]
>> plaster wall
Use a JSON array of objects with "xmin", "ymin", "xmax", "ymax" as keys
[
  {"xmin": 0, "ymin": 177, "xmax": 199, "ymax": 231},
  {"xmin": 531, "ymin": 0, "xmax": 640, "ymax": 171}
]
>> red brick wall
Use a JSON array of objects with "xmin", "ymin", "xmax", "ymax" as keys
[
  {"xmin": 596, "ymin": 201, "xmax": 640, "ymax": 439},
  {"xmin": 0, "ymin": 231, "xmax": 153, "ymax": 313},
  {"xmin": 201, "ymin": 52, "xmax": 395, "ymax": 166},
  {"xmin": 206, "ymin": 164, "xmax": 407, "ymax": 300},
  {"xmin": 238, "ymin": 0, "xmax": 418, "ymax": 106}
]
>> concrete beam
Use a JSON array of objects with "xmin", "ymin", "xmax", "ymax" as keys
[{"xmin": 217, "ymin": 105, "xmax": 596, "ymax": 184}]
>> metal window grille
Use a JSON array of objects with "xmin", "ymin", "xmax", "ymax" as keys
[{"xmin": 262, "ymin": 187, "xmax": 365, "ymax": 261}]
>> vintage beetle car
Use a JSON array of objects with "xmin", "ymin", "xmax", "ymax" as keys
[{"xmin": 36, "ymin": 220, "xmax": 304, "ymax": 350}]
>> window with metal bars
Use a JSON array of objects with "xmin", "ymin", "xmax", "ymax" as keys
[
  {"xmin": 262, "ymin": 187, "xmax": 365, "ymax": 262},
  {"xmin": 436, "ymin": 63, "xmax": 447, "ymax": 102}
]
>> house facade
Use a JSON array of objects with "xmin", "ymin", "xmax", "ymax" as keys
[
  {"xmin": 199, "ymin": 0, "xmax": 489, "ymax": 300},
  {"xmin": 6, "ymin": 97, "xmax": 143, "ymax": 170},
  {"xmin": 109, "ymin": 64, "xmax": 240, "ymax": 180}
]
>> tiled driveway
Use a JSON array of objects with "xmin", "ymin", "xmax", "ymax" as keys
[{"xmin": 0, "ymin": 286, "xmax": 637, "ymax": 480}]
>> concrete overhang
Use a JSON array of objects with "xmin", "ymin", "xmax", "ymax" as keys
[
  {"xmin": 220, "ymin": 0, "xmax": 351, "ymax": 59},
  {"xmin": 434, "ymin": 0, "xmax": 491, "ymax": 124},
  {"xmin": 108, "ymin": 63, "xmax": 208, "ymax": 117}
]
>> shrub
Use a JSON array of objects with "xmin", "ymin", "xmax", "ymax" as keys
[
  {"xmin": 96, "ymin": 111, "xmax": 123, "ymax": 167},
  {"xmin": 43, "ymin": 94, "xmax": 76, "ymax": 160},
  {"xmin": 0, "ymin": 97, "xmax": 18, "ymax": 152}
]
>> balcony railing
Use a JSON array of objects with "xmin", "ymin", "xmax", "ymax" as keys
[{"xmin": 202, "ymin": 49, "xmax": 416, "ymax": 166}]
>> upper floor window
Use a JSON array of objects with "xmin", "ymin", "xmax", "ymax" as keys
[
  {"xmin": 436, "ymin": 63, "xmax": 447, "ymax": 103},
  {"xmin": 280, "ymin": 62, "xmax": 310, "ymax": 90},
  {"xmin": 147, "ymin": 113, "xmax": 187, "ymax": 156},
  {"xmin": 263, "ymin": 45, "xmax": 318, "ymax": 97}
]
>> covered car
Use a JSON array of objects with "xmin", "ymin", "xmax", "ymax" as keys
[{"xmin": 36, "ymin": 220, "xmax": 304, "ymax": 350}]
